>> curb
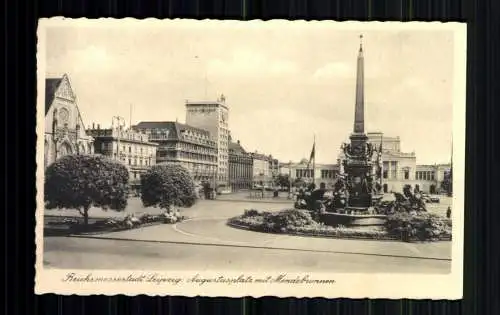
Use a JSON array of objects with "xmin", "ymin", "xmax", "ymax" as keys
[{"xmin": 209, "ymin": 198, "xmax": 293, "ymax": 204}]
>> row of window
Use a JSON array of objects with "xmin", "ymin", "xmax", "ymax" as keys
[
  {"xmin": 115, "ymin": 155, "xmax": 154, "ymax": 167},
  {"xmin": 157, "ymin": 150, "xmax": 218, "ymax": 163},
  {"xmin": 178, "ymin": 142, "xmax": 217, "ymax": 154},
  {"xmin": 295, "ymin": 169, "xmax": 339, "ymax": 179},
  {"xmin": 416, "ymin": 171, "xmax": 436, "ymax": 181},
  {"xmin": 101, "ymin": 142, "xmax": 156, "ymax": 156},
  {"xmin": 229, "ymin": 163, "xmax": 253, "ymax": 179}
]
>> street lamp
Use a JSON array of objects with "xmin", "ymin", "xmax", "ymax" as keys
[
  {"xmin": 112, "ymin": 116, "xmax": 126, "ymax": 161},
  {"xmin": 288, "ymin": 160, "xmax": 293, "ymax": 199}
]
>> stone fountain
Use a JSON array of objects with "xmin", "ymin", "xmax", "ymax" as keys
[{"xmin": 319, "ymin": 35, "xmax": 386, "ymax": 227}]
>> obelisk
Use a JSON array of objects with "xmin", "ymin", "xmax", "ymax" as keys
[
  {"xmin": 350, "ymin": 34, "xmax": 369, "ymax": 149},
  {"xmin": 343, "ymin": 34, "xmax": 373, "ymax": 209},
  {"xmin": 353, "ymin": 34, "xmax": 365, "ymax": 134}
]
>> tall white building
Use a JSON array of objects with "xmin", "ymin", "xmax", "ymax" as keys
[{"xmin": 185, "ymin": 94, "xmax": 230, "ymax": 186}]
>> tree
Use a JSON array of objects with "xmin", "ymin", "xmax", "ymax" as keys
[
  {"xmin": 44, "ymin": 155, "xmax": 129, "ymax": 225},
  {"xmin": 140, "ymin": 163, "xmax": 197, "ymax": 210},
  {"xmin": 274, "ymin": 174, "xmax": 291, "ymax": 189}
]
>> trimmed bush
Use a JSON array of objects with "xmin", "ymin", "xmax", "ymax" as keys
[
  {"xmin": 44, "ymin": 154, "xmax": 129, "ymax": 225},
  {"xmin": 140, "ymin": 163, "xmax": 197, "ymax": 210}
]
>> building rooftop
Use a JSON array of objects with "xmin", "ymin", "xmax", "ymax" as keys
[
  {"xmin": 185, "ymin": 100, "xmax": 229, "ymax": 110},
  {"xmin": 229, "ymin": 141, "xmax": 247, "ymax": 155},
  {"xmin": 134, "ymin": 121, "xmax": 211, "ymax": 137},
  {"xmin": 45, "ymin": 78, "xmax": 63, "ymax": 114}
]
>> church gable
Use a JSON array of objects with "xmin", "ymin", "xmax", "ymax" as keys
[
  {"xmin": 45, "ymin": 74, "xmax": 75, "ymax": 115},
  {"xmin": 54, "ymin": 75, "xmax": 75, "ymax": 101},
  {"xmin": 45, "ymin": 78, "xmax": 62, "ymax": 115}
]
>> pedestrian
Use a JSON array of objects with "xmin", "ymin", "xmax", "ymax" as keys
[{"xmin": 446, "ymin": 206, "xmax": 452, "ymax": 218}]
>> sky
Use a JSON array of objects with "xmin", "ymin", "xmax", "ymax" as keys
[{"xmin": 44, "ymin": 20, "xmax": 456, "ymax": 165}]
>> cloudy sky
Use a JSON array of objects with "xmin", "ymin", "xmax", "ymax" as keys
[{"xmin": 44, "ymin": 20, "xmax": 456, "ymax": 164}]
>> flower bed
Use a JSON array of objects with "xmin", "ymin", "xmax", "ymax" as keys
[
  {"xmin": 228, "ymin": 209, "xmax": 451, "ymax": 242},
  {"xmin": 45, "ymin": 211, "xmax": 187, "ymax": 236},
  {"xmin": 384, "ymin": 211, "xmax": 452, "ymax": 241}
]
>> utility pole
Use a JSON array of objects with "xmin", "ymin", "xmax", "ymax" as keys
[
  {"xmin": 112, "ymin": 116, "xmax": 125, "ymax": 161},
  {"xmin": 129, "ymin": 104, "xmax": 132, "ymax": 129},
  {"xmin": 288, "ymin": 160, "xmax": 292, "ymax": 199}
]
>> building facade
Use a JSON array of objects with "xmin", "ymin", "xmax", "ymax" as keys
[
  {"xmin": 185, "ymin": 95, "xmax": 230, "ymax": 187},
  {"xmin": 284, "ymin": 159, "xmax": 340, "ymax": 188},
  {"xmin": 228, "ymin": 140, "xmax": 253, "ymax": 191},
  {"xmin": 415, "ymin": 164, "xmax": 451, "ymax": 194},
  {"xmin": 249, "ymin": 152, "xmax": 273, "ymax": 187},
  {"xmin": 87, "ymin": 125, "xmax": 158, "ymax": 186},
  {"xmin": 44, "ymin": 74, "xmax": 94, "ymax": 169},
  {"xmin": 356, "ymin": 131, "xmax": 451, "ymax": 193},
  {"xmin": 133, "ymin": 121, "xmax": 218, "ymax": 184}
]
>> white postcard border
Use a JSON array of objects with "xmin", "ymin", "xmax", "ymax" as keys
[{"xmin": 35, "ymin": 18, "xmax": 466, "ymax": 299}]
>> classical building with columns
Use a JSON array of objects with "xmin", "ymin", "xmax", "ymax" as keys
[
  {"xmin": 281, "ymin": 159, "xmax": 340, "ymax": 188},
  {"xmin": 44, "ymin": 74, "xmax": 94, "ymax": 169},
  {"xmin": 338, "ymin": 131, "xmax": 451, "ymax": 194}
]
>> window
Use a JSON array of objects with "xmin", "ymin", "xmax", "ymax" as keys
[
  {"xmin": 404, "ymin": 169, "xmax": 409, "ymax": 180},
  {"xmin": 128, "ymin": 159, "xmax": 131, "ymax": 165},
  {"xmin": 383, "ymin": 170, "xmax": 388, "ymax": 179},
  {"xmin": 129, "ymin": 146, "xmax": 131, "ymax": 153}
]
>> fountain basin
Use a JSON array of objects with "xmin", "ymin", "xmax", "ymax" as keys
[{"xmin": 319, "ymin": 212, "xmax": 387, "ymax": 227}]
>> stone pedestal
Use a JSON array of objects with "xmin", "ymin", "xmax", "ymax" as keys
[{"xmin": 342, "ymin": 133, "xmax": 375, "ymax": 210}]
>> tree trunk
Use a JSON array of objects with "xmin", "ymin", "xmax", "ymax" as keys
[{"xmin": 83, "ymin": 206, "xmax": 89, "ymax": 225}]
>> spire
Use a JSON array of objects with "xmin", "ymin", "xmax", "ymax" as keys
[{"xmin": 353, "ymin": 34, "xmax": 365, "ymax": 134}]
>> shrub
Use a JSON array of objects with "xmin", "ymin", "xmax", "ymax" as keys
[
  {"xmin": 140, "ymin": 163, "xmax": 197, "ymax": 210},
  {"xmin": 385, "ymin": 212, "xmax": 452, "ymax": 241},
  {"xmin": 242, "ymin": 209, "xmax": 260, "ymax": 218},
  {"xmin": 247, "ymin": 208, "xmax": 319, "ymax": 233},
  {"xmin": 44, "ymin": 154, "xmax": 129, "ymax": 225}
]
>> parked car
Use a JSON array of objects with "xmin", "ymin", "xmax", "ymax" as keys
[{"xmin": 420, "ymin": 193, "xmax": 440, "ymax": 203}]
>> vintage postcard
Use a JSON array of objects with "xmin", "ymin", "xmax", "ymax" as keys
[{"xmin": 35, "ymin": 18, "xmax": 466, "ymax": 299}]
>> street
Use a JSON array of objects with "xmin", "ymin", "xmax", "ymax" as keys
[{"xmin": 43, "ymin": 197, "xmax": 452, "ymax": 273}]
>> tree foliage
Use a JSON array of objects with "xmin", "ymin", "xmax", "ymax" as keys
[
  {"xmin": 274, "ymin": 174, "xmax": 290, "ymax": 188},
  {"xmin": 44, "ymin": 155, "xmax": 129, "ymax": 224},
  {"xmin": 140, "ymin": 163, "xmax": 197, "ymax": 209}
]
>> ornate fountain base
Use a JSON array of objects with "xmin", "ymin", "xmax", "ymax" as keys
[
  {"xmin": 319, "ymin": 212, "xmax": 387, "ymax": 227},
  {"xmin": 319, "ymin": 195, "xmax": 388, "ymax": 227}
]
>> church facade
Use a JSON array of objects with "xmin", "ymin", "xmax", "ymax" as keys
[{"xmin": 44, "ymin": 74, "xmax": 94, "ymax": 169}]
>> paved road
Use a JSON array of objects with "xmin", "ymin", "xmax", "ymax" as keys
[
  {"xmin": 43, "ymin": 236, "xmax": 449, "ymax": 273},
  {"xmin": 43, "ymin": 199, "xmax": 452, "ymax": 273}
]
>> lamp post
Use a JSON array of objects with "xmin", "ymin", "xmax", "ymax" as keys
[
  {"xmin": 112, "ymin": 116, "xmax": 126, "ymax": 161},
  {"xmin": 288, "ymin": 160, "xmax": 293, "ymax": 199}
]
